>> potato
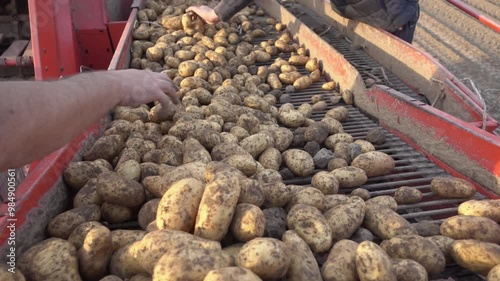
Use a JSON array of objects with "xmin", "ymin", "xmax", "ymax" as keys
[
  {"xmin": 440, "ymin": 215, "xmax": 500, "ymax": 243},
  {"xmin": 84, "ymin": 135, "xmax": 124, "ymax": 162},
  {"xmin": 331, "ymin": 166, "xmax": 368, "ymax": 188},
  {"xmin": 100, "ymin": 275, "xmax": 125, "ymax": 281},
  {"xmin": 195, "ymin": 176, "xmax": 241, "ymax": 241},
  {"xmin": 458, "ymin": 199, "xmax": 500, "ymax": 222},
  {"xmin": 137, "ymin": 199, "xmax": 159, "ymax": 230},
  {"xmin": 450, "ymin": 239, "xmax": 500, "ymax": 276},
  {"xmin": 293, "ymin": 76, "xmax": 312, "ymax": 90},
  {"xmin": 363, "ymin": 203, "xmax": 417, "ymax": 239},
  {"xmin": 79, "ymin": 225, "xmax": 113, "ymax": 280},
  {"xmin": 183, "ymin": 137, "xmax": 211, "ymax": 164},
  {"xmin": 97, "ymin": 171, "xmax": 145, "ymax": 207},
  {"xmin": 204, "ymin": 267, "xmax": 262, "ymax": 281},
  {"xmin": 18, "ymin": 238, "xmax": 81, "ymax": 281},
  {"xmin": 324, "ymin": 197, "xmax": 365, "ymax": 242},
  {"xmin": 258, "ymin": 147, "xmax": 282, "ymax": 171},
  {"xmin": 321, "ymin": 117, "xmax": 344, "ymax": 134},
  {"xmin": 354, "ymin": 139, "xmax": 375, "ymax": 153},
  {"xmin": 47, "ymin": 205, "xmax": 101, "ymax": 239},
  {"xmin": 238, "ymin": 178, "xmax": 265, "ymax": 207},
  {"xmin": 268, "ymin": 127, "xmax": 293, "ymax": 152},
  {"xmin": 311, "ymin": 171, "xmax": 339, "ymax": 195},
  {"xmin": 286, "ymin": 187, "xmax": 325, "ymax": 211},
  {"xmin": 394, "ymin": 186, "xmax": 422, "ymax": 204},
  {"xmin": 325, "ymin": 106, "xmax": 349, "ymax": 122},
  {"xmin": 282, "ymin": 149, "xmax": 314, "ymax": 177},
  {"xmin": 267, "ymin": 73, "xmax": 282, "ymax": 90},
  {"xmin": 351, "ymin": 151, "xmax": 395, "ymax": 177},
  {"xmin": 230, "ymin": 203, "xmax": 266, "ymax": 242},
  {"xmin": 63, "ymin": 161, "xmax": 108, "ymax": 191},
  {"xmin": 259, "ymin": 181, "xmax": 290, "ymax": 208},
  {"xmin": 155, "ymin": 178, "xmax": 204, "ymax": 232},
  {"xmin": 488, "ymin": 264, "xmax": 500, "ymax": 280},
  {"xmin": 366, "ymin": 195, "xmax": 397, "ymax": 211},
  {"xmin": 391, "ymin": 259, "xmax": 428, "ymax": 281},
  {"xmin": 323, "ymin": 194, "xmax": 350, "ymax": 210},
  {"xmin": 279, "ymin": 109, "xmax": 306, "ymax": 128},
  {"xmin": 153, "ymin": 248, "xmax": 231, "ymax": 281},
  {"xmin": 239, "ymin": 133, "xmax": 273, "ymax": 158},
  {"xmin": 380, "ymin": 234, "xmax": 446, "ymax": 275},
  {"xmin": 222, "ymin": 243, "xmax": 244, "ymax": 265},
  {"xmin": 110, "ymin": 242, "xmax": 147, "ymax": 278},
  {"xmin": 101, "ymin": 202, "xmax": 134, "ymax": 224},
  {"xmin": 74, "ymin": 178, "xmax": 103, "ymax": 208},
  {"xmin": 282, "ymin": 230, "xmax": 322, "ymax": 281},
  {"xmin": 237, "ymin": 238, "xmax": 291, "ymax": 280},
  {"xmin": 327, "ymin": 158, "xmax": 348, "ymax": 171},
  {"xmin": 426, "ymin": 235, "xmax": 455, "ymax": 264},
  {"xmin": 287, "ymin": 204, "xmax": 332, "ymax": 253},
  {"xmin": 355, "ymin": 241, "xmax": 397, "ymax": 281},
  {"xmin": 430, "ymin": 177, "xmax": 476, "ymax": 198},
  {"xmin": 322, "ymin": 81, "xmax": 336, "ymax": 90},
  {"xmin": 279, "ymin": 71, "xmax": 302, "ymax": 85},
  {"xmin": 289, "ymin": 54, "xmax": 309, "ymax": 66},
  {"xmin": 111, "ymin": 230, "xmax": 145, "ymax": 252},
  {"xmin": 304, "ymin": 121, "xmax": 329, "ymax": 143},
  {"xmin": 325, "ymin": 133, "xmax": 354, "ymax": 149},
  {"xmin": 135, "ymin": 230, "xmax": 221, "ymax": 273},
  {"xmin": 116, "ymin": 159, "xmax": 141, "ymax": 181},
  {"xmin": 321, "ymin": 240, "xmax": 359, "ymax": 281},
  {"xmin": 68, "ymin": 221, "xmax": 103, "ymax": 249}
]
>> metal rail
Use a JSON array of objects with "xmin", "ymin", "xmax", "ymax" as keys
[{"xmin": 446, "ymin": 0, "xmax": 500, "ymax": 33}]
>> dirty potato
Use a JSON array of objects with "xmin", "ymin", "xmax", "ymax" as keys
[
  {"xmin": 204, "ymin": 267, "xmax": 262, "ymax": 281},
  {"xmin": 324, "ymin": 198, "xmax": 365, "ymax": 242},
  {"xmin": 237, "ymin": 238, "xmax": 291, "ymax": 280},
  {"xmin": 331, "ymin": 166, "xmax": 368, "ymax": 188},
  {"xmin": 457, "ymin": 199, "xmax": 500, "ymax": 222},
  {"xmin": 351, "ymin": 151, "xmax": 395, "ymax": 177},
  {"xmin": 440, "ymin": 215, "xmax": 500, "ymax": 244},
  {"xmin": 391, "ymin": 259, "xmax": 428, "ymax": 281},
  {"xmin": 47, "ymin": 205, "xmax": 101, "ymax": 239},
  {"xmin": 321, "ymin": 240, "xmax": 359, "ymax": 281},
  {"xmin": 282, "ymin": 230, "xmax": 322, "ymax": 281},
  {"xmin": 450, "ymin": 239, "xmax": 500, "ymax": 276},
  {"xmin": 282, "ymin": 149, "xmax": 315, "ymax": 177},
  {"xmin": 356, "ymin": 241, "xmax": 397, "ymax": 281},
  {"xmin": 230, "ymin": 203, "xmax": 266, "ymax": 242},
  {"xmin": 394, "ymin": 186, "xmax": 422, "ymax": 204},
  {"xmin": 430, "ymin": 177, "xmax": 476, "ymax": 198},
  {"xmin": 287, "ymin": 204, "xmax": 332, "ymax": 253},
  {"xmin": 78, "ymin": 225, "xmax": 113, "ymax": 280},
  {"xmin": 97, "ymin": 171, "xmax": 145, "ymax": 207},
  {"xmin": 311, "ymin": 171, "xmax": 339, "ymax": 195},
  {"xmin": 363, "ymin": 203, "xmax": 416, "ymax": 239}
]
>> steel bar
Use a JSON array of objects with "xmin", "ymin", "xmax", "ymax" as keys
[
  {"xmin": 445, "ymin": 0, "xmax": 500, "ymax": 33},
  {"xmin": 400, "ymin": 207, "xmax": 458, "ymax": 219}
]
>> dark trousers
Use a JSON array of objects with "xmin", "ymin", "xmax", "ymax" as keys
[{"xmin": 391, "ymin": 5, "xmax": 420, "ymax": 43}]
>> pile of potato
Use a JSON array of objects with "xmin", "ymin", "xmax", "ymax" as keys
[{"xmin": 11, "ymin": 1, "xmax": 500, "ymax": 281}]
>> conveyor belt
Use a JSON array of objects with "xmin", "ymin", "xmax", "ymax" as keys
[{"xmin": 278, "ymin": 0, "xmax": 430, "ymax": 105}]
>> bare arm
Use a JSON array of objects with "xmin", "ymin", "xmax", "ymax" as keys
[
  {"xmin": 0, "ymin": 69, "xmax": 179, "ymax": 171},
  {"xmin": 187, "ymin": 0, "xmax": 253, "ymax": 24}
]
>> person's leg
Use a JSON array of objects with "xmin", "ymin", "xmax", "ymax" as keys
[{"xmin": 392, "ymin": 4, "xmax": 420, "ymax": 43}]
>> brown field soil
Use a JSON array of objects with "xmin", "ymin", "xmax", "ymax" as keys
[{"xmin": 413, "ymin": 0, "xmax": 500, "ymax": 133}]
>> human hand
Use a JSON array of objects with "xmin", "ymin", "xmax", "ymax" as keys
[
  {"xmin": 186, "ymin": 5, "xmax": 220, "ymax": 24},
  {"xmin": 111, "ymin": 69, "xmax": 180, "ymax": 107}
]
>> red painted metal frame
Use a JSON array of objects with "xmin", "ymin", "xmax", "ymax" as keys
[
  {"xmin": 108, "ymin": 21, "xmax": 128, "ymax": 50},
  {"xmin": 446, "ymin": 0, "xmax": 500, "ymax": 33}
]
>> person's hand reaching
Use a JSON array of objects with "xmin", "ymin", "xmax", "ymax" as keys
[
  {"xmin": 186, "ymin": 5, "xmax": 220, "ymax": 24},
  {"xmin": 109, "ymin": 69, "xmax": 180, "ymax": 108}
]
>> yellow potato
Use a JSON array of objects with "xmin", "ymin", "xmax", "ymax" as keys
[
  {"xmin": 230, "ymin": 203, "xmax": 266, "ymax": 242},
  {"xmin": 355, "ymin": 241, "xmax": 397, "ymax": 281},
  {"xmin": 79, "ymin": 225, "xmax": 113, "ymax": 280},
  {"xmin": 237, "ymin": 238, "xmax": 291, "ymax": 280},
  {"xmin": 430, "ymin": 177, "xmax": 476, "ymax": 198},
  {"xmin": 366, "ymin": 195, "xmax": 398, "ymax": 211},
  {"xmin": 282, "ymin": 149, "xmax": 315, "ymax": 177},
  {"xmin": 440, "ymin": 215, "xmax": 500, "ymax": 243},
  {"xmin": 351, "ymin": 151, "xmax": 395, "ymax": 177},
  {"xmin": 97, "ymin": 171, "xmax": 145, "ymax": 207},
  {"xmin": 450, "ymin": 239, "xmax": 500, "ymax": 276},
  {"xmin": 324, "ymin": 199, "xmax": 365, "ymax": 242},
  {"xmin": 111, "ymin": 230, "xmax": 145, "ymax": 252},
  {"xmin": 391, "ymin": 259, "xmax": 428, "ymax": 281},
  {"xmin": 286, "ymin": 187, "xmax": 325, "ymax": 212},
  {"xmin": 47, "ymin": 205, "xmax": 101, "ymax": 239},
  {"xmin": 363, "ymin": 203, "xmax": 416, "ymax": 239},
  {"xmin": 293, "ymin": 76, "xmax": 312, "ymax": 90},
  {"xmin": 331, "ymin": 166, "xmax": 368, "ymax": 188},
  {"xmin": 287, "ymin": 204, "xmax": 332, "ymax": 253},
  {"xmin": 457, "ymin": 199, "xmax": 500, "ymax": 222},
  {"xmin": 282, "ymin": 230, "xmax": 322, "ymax": 281},
  {"xmin": 68, "ymin": 221, "xmax": 103, "ymax": 249},
  {"xmin": 321, "ymin": 239, "xmax": 359, "ymax": 281},
  {"xmin": 203, "ymin": 267, "xmax": 262, "ymax": 281}
]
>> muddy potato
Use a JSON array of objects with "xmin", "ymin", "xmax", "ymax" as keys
[
  {"xmin": 426, "ymin": 235, "xmax": 455, "ymax": 264},
  {"xmin": 48, "ymin": 205, "xmax": 101, "ymax": 239},
  {"xmin": 258, "ymin": 147, "xmax": 282, "ymax": 171},
  {"xmin": 79, "ymin": 225, "xmax": 113, "ymax": 280},
  {"xmin": 279, "ymin": 71, "xmax": 302, "ymax": 85},
  {"xmin": 380, "ymin": 234, "xmax": 446, "ymax": 275},
  {"xmin": 239, "ymin": 178, "xmax": 265, "ymax": 207},
  {"xmin": 413, "ymin": 221, "xmax": 440, "ymax": 237},
  {"xmin": 292, "ymin": 75, "xmax": 312, "ymax": 90},
  {"xmin": 458, "ymin": 199, "xmax": 500, "ymax": 222},
  {"xmin": 363, "ymin": 203, "xmax": 417, "ymax": 239},
  {"xmin": 116, "ymin": 159, "xmax": 141, "ymax": 182},
  {"xmin": 110, "ymin": 241, "xmax": 146, "ymax": 278},
  {"xmin": 450, "ymin": 240, "xmax": 500, "ymax": 276},
  {"xmin": 325, "ymin": 198, "xmax": 365, "ymax": 242},
  {"xmin": 111, "ymin": 230, "xmax": 145, "ymax": 252},
  {"xmin": 221, "ymin": 153, "xmax": 259, "ymax": 177},
  {"xmin": 97, "ymin": 171, "xmax": 145, "ymax": 207},
  {"xmin": 260, "ymin": 181, "xmax": 291, "ymax": 208},
  {"xmin": 394, "ymin": 186, "xmax": 422, "ymax": 204},
  {"xmin": 324, "ymin": 194, "xmax": 350, "ymax": 210},
  {"xmin": 430, "ymin": 177, "xmax": 476, "ymax": 198},
  {"xmin": 237, "ymin": 238, "xmax": 291, "ymax": 280},
  {"xmin": 282, "ymin": 230, "xmax": 322, "ymax": 281},
  {"xmin": 366, "ymin": 195, "xmax": 397, "ymax": 211},
  {"xmin": 391, "ymin": 259, "xmax": 428, "ymax": 281},
  {"xmin": 304, "ymin": 121, "xmax": 329, "ymax": 144},
  {"xmin": 101, "ymin": 202, "xmax": 134, "ymax": 224},
  {"xmin": 195, "ymin": 176, "xmax": 241, "ymax": 241},
  {"xmin": 230, "ymin": 203, "xmax": 266, "ymax": 242},
  {"xmin": 282, "ymin": 149, "xmax": 315, "ymax": 177},
  {"xmin": 178, "ymin": 60, "xmax": 198, "ymax": 77},
  {"xmin": 286, "ymin": 187, "xmax": 325, "ymax": 212},
  {"xmin": 351, "ymin": 151, "xmax": 395, "ymax": 177},
  {"xmin": 321, "ymin": 117, "xmax": 344, "ymax": 134},
  {"xmin": 351, "ymin": 188, "xmax": 371, "ymax": 201},
  {"xmin": 440, "ymin": 215, "xmax": 500, "ymax": 244},
  {"xmin": 331, "ymin": 166, "xmax": 368, "ymax": 188},
  {"xmin": 327, "ymin": 158, "xmax": 348, "ymax": 171},
  {"xmin": 488, "ymin": 264, "xmax": 500, "ymax": 280},
  {"xmin": 325, "ymin": 106, "xmax": 349, "ymax": 122},
  {"xmin": 353, "ymin": 139, "xmax": 375, "ymax": 153},
  {"xmin": 311, "ymin": 171, "xmax": 339, "ymax": 195},
  {"xmin": 74, "ymin": 178, "xmax": 104, "ymax": 208},
  {"xmin": 183, "ymin": 137, "xmax": 211, "ymax": 164},
  {"xmin": 154, "ymin": 247, "xmax": 231, "ymax": 281},
  {"xmin": 138, "ymin": 198, "xmax": 160, "ymax": 230},
  {"xmin": 64, "ymin": 161, "xmax": 109, "ymax": 191},
  {"xmin": 84, "ymin": 135, "xmax": 124, "ymax": 162},
  {"xmin": 204, "ymin": 267, "xmax": 262, "ymax": 281},
  {"xmin": 287, "ymin": 204, "xmax": 333, "ymax": 253},
  {"xmin": 156, "ymin": 178, "xmax": 204, "ymax": 232},
  {"xmin": 356, "ymin": 241, "xmax": 397, "ymax": 281},
  {"xmin": 288, "ymin": 54, "xmax": 309, "ymax": 66},
  {"xmin": 321, "ymin": 239, "xmax": 359, "ymax": 281},
  {"xmin": 68, "ymin": 221, "xmax": 103, "ymax": 249},
  {"xmin": 324, "ymin": 133, "xmax": 354, "ymax": 149},
  {"xmin": 269, "ymin": 127, "xmax": 294, "ymax": 151},
  {"xmin": 18, "ymin": 238, "xmax": 81, "ymax": 281},
  {"xmin": 239, "ymin": 133, "xmax": 273, "ymax": 158}
]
